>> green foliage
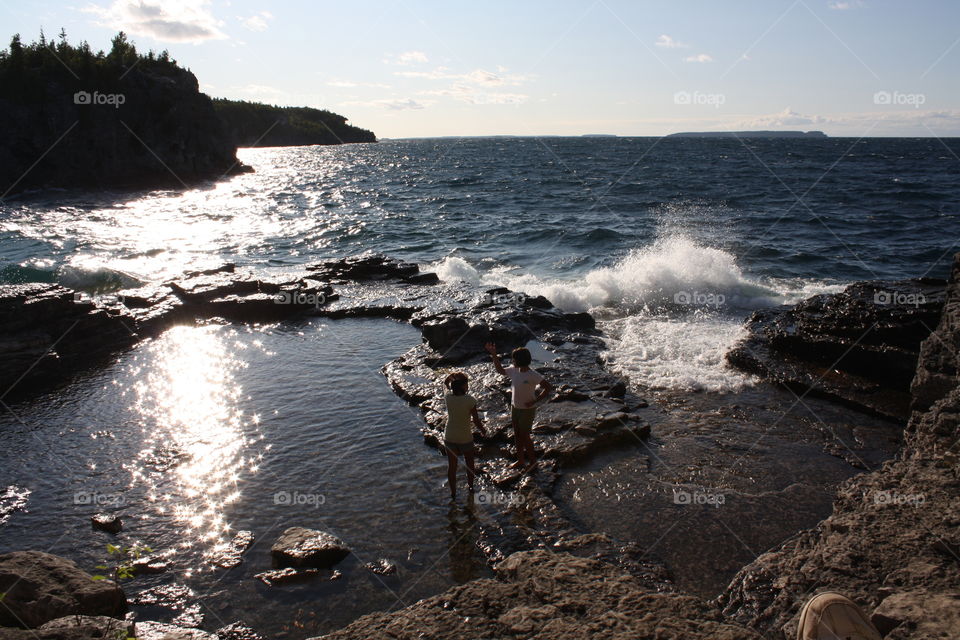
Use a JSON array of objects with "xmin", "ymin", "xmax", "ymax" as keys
[
  {"xmin": 0, "ymin": 29, "xmax": 182, "ymax": 104},
  {"xmin": 91, "ymin": 542, "xmax": 153, "ymax": 588},
  {"xmin": 213, "ymin": 99, "xmax": 376, "ymax": 146}
]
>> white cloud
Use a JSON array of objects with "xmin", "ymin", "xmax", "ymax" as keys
[
  {"xmin": 84, "ymin": 0, "xmax": 227, "ymax": 42},
  {"xmin": 383, "ymin": 51, "xmax": 429, "ymax": 65},
  {"xmin": 421, "ymin": 84, "xmax": 528, "ymax": 105},
  {"xmin": 655, "ymin": 34, "xmax": 688, "ymax": 48},
  {"xmin": 343, "ymin": 97, "xmax": 429, "ymax": 111},
  {"xmin": 684, "ymin": 53, "xmax": 714, "ymax": 63},
  {"xmin": 240, "ymin": 10, "xmax": 272, "ymax": 32},
  {"xmin": 327, "ymin": 80, "xmax": 390, "ymax": 89},
  {"xmin": 828, "ymin": 0, "xmax": 864, "ymax": 9},
  {"xmin": 734, "ymin": 107, "xmax": 827, "ymax": 128},
  {"xmin": 395, "ymin": 67, "xmax": 528, "ymax": 86}
]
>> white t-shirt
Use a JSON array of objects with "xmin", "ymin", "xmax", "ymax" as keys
[{"xmin": 504, "ymin": 366, "xmax": 544, "ymax": 408}]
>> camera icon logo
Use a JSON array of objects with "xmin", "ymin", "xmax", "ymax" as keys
[
  {"xmin": 673, "ymin": 91, "xmax": 692, "ymax": 105},
  {"xmin": 873, "ymin": 91, "xmax": 891, "ymax": 105},
  {"xmin": 74, "ymin": 91, "xmax": 92, "ymax": 105}
]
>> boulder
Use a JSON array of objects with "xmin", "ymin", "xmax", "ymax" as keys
[
  {"xmin": 270, "ymin": 527, "xmax": 350, "ymax": 569},
  {"xmin": 0, "ymin": 551, "xmax": 126, "ymax": 628}
]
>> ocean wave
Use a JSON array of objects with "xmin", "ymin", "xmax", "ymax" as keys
[
  {"xmin": 436, "ymin": 235, "xmax": 784, "ymax": 314},
  {"xmin": 0, "ymin": 263, "xmax": 143, "ymax": 292}
]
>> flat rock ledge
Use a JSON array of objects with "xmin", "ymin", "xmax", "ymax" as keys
[{"xmin": 313, "ymin": 550, "xmax": 759, "ymax": 640}]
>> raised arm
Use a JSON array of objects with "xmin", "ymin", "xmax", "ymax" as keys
[{"xmin": 484, "ymin": 342, "xmax": 506, "ymax": 376}]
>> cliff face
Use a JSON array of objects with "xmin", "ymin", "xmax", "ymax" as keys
[{"xmin": 0, "ymin": 51, "xmax": 243, "ymax": 193}]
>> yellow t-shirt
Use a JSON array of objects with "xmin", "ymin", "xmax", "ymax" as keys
[{"xmin": 444, "ymin": 393, "xmax": 477, "ymax": 444}]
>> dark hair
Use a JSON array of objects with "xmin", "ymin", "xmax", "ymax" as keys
[
  {"xmin": 445, "ymin": 372, "xmax": 469, "ymax": 396},
  {"xmin": 512, "ymin": 347, "xmax": 532, "ymax": 367}
]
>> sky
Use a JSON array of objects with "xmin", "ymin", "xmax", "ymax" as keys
[{"xmin": 2, "ymin": 0, "xmax": 959, "ymax": 138}]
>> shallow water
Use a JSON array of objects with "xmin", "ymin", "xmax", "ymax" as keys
[
  {"xmin": 553, "ymin": 385, "xmax": 903, "ymax": 597},
  {"xmin": 0, "ymin": 318, "xmax": 492, "ymax": 637}
]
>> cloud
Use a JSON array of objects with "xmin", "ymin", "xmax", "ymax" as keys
[
  {"xmin": 421, "ymin": 84, "xmax": 528, "ymax": 105},
  {"xmin": 240, "ymin": 10, "xmax": 272, "ymax": 32},
  {"xmin": 684, "ymin": 53, "xmax": 714, "ymax": 63},
  {"xmin": 343, "ymin": 98, "xmax": 429, "ymax": 111},
  {"xmin": 727, "ymin": 107, "xmax": 960, "ymax": 136},
  {"xmin": 828, "ymin": 0, "xmax": 864, "ymax": 9},
  {"xmin": 734, "ymin": 107, "xmax": 827, "ymax": 128},
  {"xmin": 383, "ymin": 51, "xmax": 429, "ymax": 65},
  {"xmin": 84, "ymin": 0, "xmax": 227, "ymax": 42},
  {"xmin": 655, "ymin": 34, "xmax": 688, "ymax": 48},
  {"xmin": 395, "ymin": 67, "xmax": 528, "ymax": 86},
  {"xmin": 327, "ymin": 79, "xmax": 391, "ymax": 89}
]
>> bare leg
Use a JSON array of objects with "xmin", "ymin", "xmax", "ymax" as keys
[
  {"xmin": 521, "ymin": 431, "xmax": 537, "ymax": 471},
  {"xmin": 512, "ymin": 418, "xmax": 526, "ymax": 468},
  {"xmin": 464, "ymin": 449, "xmax": 477, "ymax": 492},
  {"xmin": 446, "ymin": 449, "xmax": 459, "ymax": 499}
]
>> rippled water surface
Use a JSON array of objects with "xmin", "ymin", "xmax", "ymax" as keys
[{"xmin": 1, "ymin": 137, "xmax": 957, "ymax": 635}]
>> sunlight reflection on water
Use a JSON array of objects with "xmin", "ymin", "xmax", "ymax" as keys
[{"xmin": 127, "ymin": 326, "xmax": 266, "ymax": 564}]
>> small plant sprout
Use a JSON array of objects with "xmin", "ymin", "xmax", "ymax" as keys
[{"xmin": 91, "ymin": 542, "xmax": 153, "ymax": 588}]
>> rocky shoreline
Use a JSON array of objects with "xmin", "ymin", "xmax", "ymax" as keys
[{"xmin": 0, "ymin": 253, "xmax": 957, "ymax": 639}]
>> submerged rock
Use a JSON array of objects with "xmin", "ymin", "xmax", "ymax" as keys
[
  {"xmin": 0, "ymin": 551, "xmax": 126, "ymax": 628},
  {"xmin": 270, "ymin": 527, "xmax": 350, "ymax": 569},
  {"xmin": 204, "ymin": 530, "xmax": 254, "ymax": 569},
  {"xmin": 364, "ymin": 559, "xmax": 398, "ymax": 576},
  {"xmin": 90, "ymin": 513, "xmax": 122, "ymax": 534},
  {"xmin": 253, "ymin": 567, "xmax": 320, "ymax": 586}
]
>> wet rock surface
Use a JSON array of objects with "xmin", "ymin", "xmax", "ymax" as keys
[
  {"xmin": 727, "ymin": 278, "xmax": 946, "ymax": 420},
  {"xmin": 0, "ymin": 551, "xmax": 127, "ymax": 628},
  {"xmin": 719, "ymin": 254, "xmax": 960, "ymax": 639},
  {"xmin": 203, "ymin": 530, "xmax": 254, "ymax": 569}
]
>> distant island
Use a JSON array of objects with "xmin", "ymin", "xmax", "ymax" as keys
[
  {"xmin": 666, "ymin": 131, "xmax": 827, "ymax": 138},
  {"xmin": 0, "ymin": 31, "xmax": 376, "ymax": 195}
]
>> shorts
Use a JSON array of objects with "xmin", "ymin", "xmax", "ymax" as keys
[
  {"xmin": 444, "ymin": 439, "xmax": 474, "ymax": 455},
  {"xmin": 512, "ymin": 406, "xmax": 537, "ymax": 433}
]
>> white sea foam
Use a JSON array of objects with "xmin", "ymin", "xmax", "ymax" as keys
[{"xmin": 432, "ymin": 235, "xmax": 846, "ymax": 392}]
